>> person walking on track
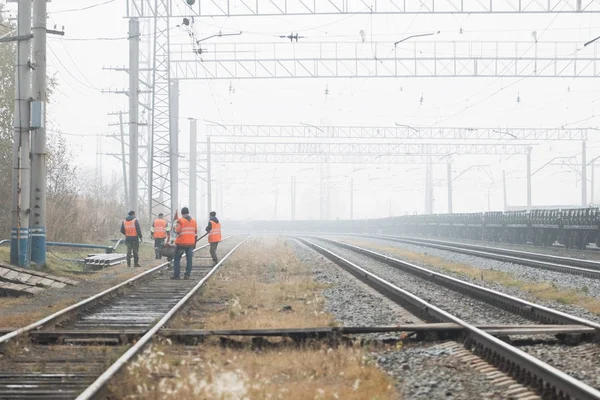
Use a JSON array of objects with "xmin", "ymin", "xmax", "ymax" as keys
[
  {"xmin": 120, "ymin": 210, "xmax": 143, "ymax": 268},
  {"xmin": 206, "ymin": 211, "xmax": 222, "ymax": 265},
  {"xmin": 150, "ymin": 213, "xmax": 170, "ymax": 259},
  {"xmin": 172, "ymin": 207, "xmax": 198, "ymax": 280}
]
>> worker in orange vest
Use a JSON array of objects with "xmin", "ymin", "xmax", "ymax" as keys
[
  {"xmin": 120, "ymin": 210, "xmax": 143, "ymax": 268},
  {"xmin": 172, "ymin": 207, "xmax": 198, "ymax": 280},
  {"xmin": 206, "ymin": 211, "xmax": 222, "ymax": 265},
  {"xmin": 150, "ymin": 213, "xmax": 171, "ymax": 259}
]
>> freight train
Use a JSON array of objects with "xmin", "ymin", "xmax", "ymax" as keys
[{"xmin": 228, "ymin": 207, "xmax": 600, "ymax": 250}]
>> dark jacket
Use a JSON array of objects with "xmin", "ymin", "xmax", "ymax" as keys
[
  {"xmin": 121, "ymin": 215, "xmax": 143, "ymax": 242},
  {"xmin": 205, "ymin": 216, "xmax": 219, "ymax": 233}
]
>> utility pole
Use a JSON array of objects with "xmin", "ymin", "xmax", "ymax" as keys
[
  {"xmin": 95, "ymin": 135, "xmax": 103, "ymax": 197},
  {"xmin": 291, "ymin": 176, "xmax": 296, "ymax": 221},
  {"xmin": 446, "ymin": 162, "xmax": 453, "ymax": 214},
  {"xmin": 189, "ymin": 118, "xmax": 197, "ymax": 214},
  {"xmin": 350, "ymin": 176, "xmax": 354, "ymax": 220},
  {"xmin": 30, "ymin": 0, "xmax": 46, "ymax": 266},
  {"xmin": 502, "ymin": 170, "xmax": 507, "ymax": 211},
  {"xmin": 319, "ymin": 164, "xmax": 324, "ymax": 220},
  {"xmin": 526, "ymin": 147, "xmax": 532, "ymax": 210},
  {"xmin": 11, "ymin": 0, "xmax": 32, "ymax": 267},
  {"xmin": 424, "ymin": 156, "xmax": 433, "ymax": 214},
  {"xmin": 170, "ymin": 79, "xmax": 179, "ymax": 214},
  {"xmin": 206, "ymin": 136, "xmax": 212, "ymax": 212},
  {"xmin": 592, "ymin": 161, "xmax": 596, "ymax": 205},
  {"xmin": 582, "ymin": 140, "xmax": 587, "ymax": 206},
  {"xmin": 128, "ymin": 18, "xmax": 139, "ymax": 213},
  {"xmin": 118, "ymin": 112, "xmax": 129, "ymax": 205}
]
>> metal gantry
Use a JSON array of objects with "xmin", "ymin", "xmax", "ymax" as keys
[
  {"xmin": 170, "ymin": 41, "xmax": 600, "ymax": 80},
  {"xmin": 128, "ymin": 0, "xmax": 600, "ymax": 17},
  {"xmin": 119, "ymin": 0, "xmax": 600, "ymax": 223},
  {"xmin": 201, "ymin": 142, "xmax": 532, "ymax": 156},
  {"xmin": 206, "ymin": 124, "xmax": 588, "ymax": 140}
]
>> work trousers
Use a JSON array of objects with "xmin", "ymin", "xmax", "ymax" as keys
[
  {"xmin": 173, "ymin": 245, "xmax": 194, "ymax": 278},
  {"xmin": 126, "ymin": 239, "xmax": 140, "ymax": 266},
  {"xmin": 210, "ymin": 242, "xmax": 219, "ymax": 263},
  {"xmin": 154, "ymin": 237, "xmax": 165, "ymax": 259}
]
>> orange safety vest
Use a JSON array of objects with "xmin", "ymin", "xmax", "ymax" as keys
[
  {"xmin": 123, "ymin": 218, "xmax": 138, "ymax": 237},
  {"xmin": 208, "ymin": 220, "xmax": 222, "ymax": 243},
  {"xmin": 153, "ymin": 218, "xmax": 168, "ymax": 239},
  {"xmin": 175, "ymin": 217, "xmax": 197, "ymax": 246}
]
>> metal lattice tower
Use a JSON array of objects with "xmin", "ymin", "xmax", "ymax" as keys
[
  {"xmin": 149, "ymin": 0, "xmax": 173, "ymax": 218},
  {"xmin": 123, "ymin": 0, "xmax": 153, "ymax": 219}
]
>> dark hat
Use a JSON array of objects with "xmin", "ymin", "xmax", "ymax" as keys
[
  {"xmin": 210, "ymin": 211, "xmax": 216, "ymax": 217},
  {"xmin": 158, "ymin": 213, "xmax": 164, "ymax": 217},
  {"xmin": 181, "ymin": 207, "xmax": 190, "ymax": 215},
  {"xmin": 128, "ymin": 210, "xmax": 135, "ymax": 216}
]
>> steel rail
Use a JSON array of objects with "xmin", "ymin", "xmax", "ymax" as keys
[
  {"xmin": 75, "ymin": 235, "xmax": 249, "ymax": 400},
  {"xmin": 297, "ymin": 237, "xmax": 600, "ymax": 400},
  {"xmin": 315, "ymin": 237, "xmax": 600, "ymax": 330},
  {"xmin": 378, "ymin": 234, "xmax": 600, "ymax": 270},
  {"xmin": 369, "ymin": 235, "xmax": 600, "ymax": 279},
  {"xmin": 0, "ymin": 236, "xmax": 233, "ymax": 346}
]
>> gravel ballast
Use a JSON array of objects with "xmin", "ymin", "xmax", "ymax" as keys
[
  {"xmin": 307, "ymin": 238, "xmax": 536, "ymax": 326},
  {"xmin": 290, "ymin": 239, "xmax": 515, "ymax": 400},
  {"xmin": 337, "ymin": 235, "xmax": 600, "ymax": 324}
]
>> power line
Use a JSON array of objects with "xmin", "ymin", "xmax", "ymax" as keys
[{"xmin": 48, "ymin": 0, "xmax": 116, "ymax": 14}]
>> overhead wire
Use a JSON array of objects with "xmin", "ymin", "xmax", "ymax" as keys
[
  {"xmin": 48, "ymin": 0, "xmax": 116, "ymax": 14},
  {"xmin": 47, "ymin": 43, "xmax": 99, "ymax": 97}
]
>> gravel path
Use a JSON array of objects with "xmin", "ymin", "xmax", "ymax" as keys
[
  {"xmin": 290, "ymin": 239, "xmax": 515, "ymax": 400},
  {"xmin": 307, "ymin": 238, "xmax": 536, "ymax": 326},
  {"xmin": 291, "ymin": 240, "xmax": 422, "ymax": 328},
  {"xmin": 396, "ymin": 234, "xmax": 600, "ymax": 261},
  {"xmin": 520, "ymin": 343, "xmax": 600, "ymax": 390},
  {"xmin": 339, "ymin": 236, "xmax": 600, "ymax": 324},
  {"xmin": 376, "ymin": 344, "xmax": 508, "ymax": 400}
]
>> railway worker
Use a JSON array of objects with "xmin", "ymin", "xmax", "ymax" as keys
[
  {"xmin": 150, "ymin": 213, "xmax": 170, "ymax": 259},
  {"xmin": 172, "ymin": 207, "xmax": 198, "ymax": 280},
  {"xmin": 206, "ymin": 211, "xmax": 222, "ymax": 265},
  {"xmin": 120, "ymin": 210, "xmax": 143, "ymax": 268}
]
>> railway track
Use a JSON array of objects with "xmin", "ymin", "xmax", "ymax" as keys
[
  {"xmin": 0, "ymin": 235, "xmax": 248, "ymax": 400},
  {"xmin": 364, "ymin": 234, "xmax": 600, "ymax": 279},
  {"xmin": 297, "ymin": 236, "xmax": 600, "ymax": 400}
]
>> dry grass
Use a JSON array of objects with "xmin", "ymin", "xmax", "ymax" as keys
[
  {"xmin": 172, "ymin": 237, "xmax": 334, "ymax": 330},
  {"xmin": 0, "ymin": 298, "xmax": 74, "ymax": 329},
  {"xmin": 111, "ymin": 237, "xmax": 397, "ymax": 399},
  {"xmin": 346, "ymin": 240, "xmax": 600, "ymax": 315},
  {"xmin": 109, "ymin": 342, "xmax": 395, "ymax": 400}
]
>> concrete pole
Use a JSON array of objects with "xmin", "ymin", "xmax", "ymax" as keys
[
  {"xmin": 10, "ymin": 0, "xmax": 32, "ymax": 267},
  {"xmin": 319, "ymin": 163, "xmax": 324, "ymax": 220},
  {"xmin": 128, "ymin": 18, "xmax": 139, "ymax": 212},
  {"xmin": 526, "ymin": 147, "xmax": 532, "ymax": 210},
  {"xmin": 447, "ymin": 162, "xmax": 453, "ymax": 214},
  {"xmin": 119, "ymin": 111, "xmax": 129, "ymax": 206},
  {"xmin": 30, "ymin": 0, "xmax": 47, "ymax": 266},
  {"xmin": 582, "ymin": 140, "xmax": 587, "ymax": 206},
  {"xmin": 350, "ymin": 176, "xmax": 354, "ymax": 220},
  {"xmin": 592, "ymin": 162, "xmax": 595, "ymax": 205},
  {"xmin": 291, "ymin": 176, "xmax": 296, "ymax": 221},
  {"xmin": 170, "ymin": 80, "xmax": 179, "ymax": 216},
  {"xmin": 424, "ymin": 156, "xmax": 433, "ymax": 214},
  {"xmin": 200, "ymin": 172, "xmax": 206, "ymax": 219},
  {"xmin": 189, "ymin": 119, "xmax": 197, "ymax": 214},
  {"xmin": 502, "ymin": 170, "xmax": 507, "ymax": 211},
  {"xmin": 206, "ymin": 136, "xmax": 212, "ymax": 212}
]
